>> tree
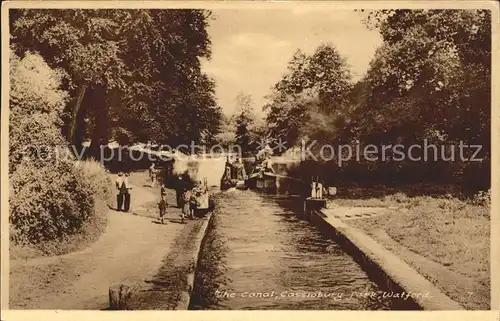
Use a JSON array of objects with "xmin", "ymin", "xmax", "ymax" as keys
[
  {"xmin": 11, "ymin": 10, "xmax": 129, "ymax": 149},
  {"xmin": 214, "ymin": 114, "xmax": 237, "ymax": 148},
  {"xmin": 10, "ymin": 9, "xmax": 222, "ymax": 158},
  {"xmin": 343, "ymin": 9, "xmax": 491, "ymax": 186},
  {"xmin": 234, "ymin": 93, "xmax": 255, "ymax": 154},
  {"xmin": 9, "ymin": 52, "xmax": 113, "ymax": 247},
  {"xmin": 359, "ymin": 9, "xmax": 490, "ymax": 149},
  {"xmin": 265, "ymin": 43, "xmax": 352, "ymax": 146},
  {"xmin": 9, "ymin": 51, "xmax": 68, "ymax": 173}
]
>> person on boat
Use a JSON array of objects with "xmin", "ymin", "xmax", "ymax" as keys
[
  {"xmin": 235, "ymin": 157, "xmax": 247, "ymax": 180},
  {"xmin": 258, "ymin": 154, "xmax": 275, "ymax": 174}
]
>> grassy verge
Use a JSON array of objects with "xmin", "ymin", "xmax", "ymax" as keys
[
  {"xmin": 190, "ymin": 207, "xmax": 230, "ymax": 310},
  {"xmin": 332, "ymin": 188, "xmax": 490, "ymax": 309},
  {"xmin": 10, "ymin": 160, "xmax": 112, "ymax": 260},
  {"xmin": 10, "ymin": 199, "xmax": 109, "ymax": 260}
]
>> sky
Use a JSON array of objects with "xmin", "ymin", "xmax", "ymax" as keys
[{"xmin": 201, "ymin": 8, "xmax": 383, "ymax": 118}]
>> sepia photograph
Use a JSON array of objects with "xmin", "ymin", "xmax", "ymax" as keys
[{"xmin": 1, "ymin": 0, "xmax": 497, "ymax": 314}]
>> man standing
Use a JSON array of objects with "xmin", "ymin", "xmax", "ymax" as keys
[
  {"xmin": 115, "ymin": 172, "xmax": 125, "ymax": 211},
  {"xmin": 175, "ymin": 174, "xmax": 184, "ymax": 208},
  {"xmin": 123, "ymin": 172, "xmax": 132, "ymax": 212}
]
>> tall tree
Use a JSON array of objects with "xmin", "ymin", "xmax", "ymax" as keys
[
  {"xmin": 265, "ymin": 43, "xmax": 352, "ymax": 146},
  {"xmin": 340, "ymin": 9, "xmax": 491, "ymax": 186},
  {"xmin": 10, "ymin": 9, "xmax": 222, "ymax": 158},
  {"xmin": 234, "ymin": 92, "xmax": 254, "ymax": 154},
  {"xmin": 357, "ymin": 9, "xmax": 490, "ymax": 150}
]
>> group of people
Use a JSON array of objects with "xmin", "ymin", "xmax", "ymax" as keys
[
  {"xmin": 179, "ymin": 181, "xmax": 205, "ymax": 223},
  {"xmin": 254, "ymin": 146, "xmax": 275, "ymax": 174},
  {"xmin": 158, "ymin": 174, "xmax": 207, "ymax": 225},
  {"xmin": 115, "ymin": 164, "xmax": 207, "ymax": 225},
  {"xmin": 115, "ymin": 172, "xmax": 133, "ymax": 212}
]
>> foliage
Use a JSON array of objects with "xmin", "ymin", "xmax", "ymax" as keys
[
  {"xmin": 349, "ymin": 9, "xmax": 491, "ymax": 188},
  {"xmin": 9, "ymin": 51, "xmax": 68, "ymax": 116},
  {"xmin": 11, "ymin": 9, "xmax": 222, "ymax": 156},
  {"xmin": 9, "ymin": 52, "xmax": 68, "ymax": 173},
  {"xmin": 215, "ymin": 93, "xmax": 267, "ymax": 153},
  {"xmin": 266, "ymin": 10, "xmax": 491, "ymax": 190},
  {"xmin": 234, "ymin": 92, "xmax": 254, "ymax": 153},
  {"xmin": 112, "ymin": 127, "xmax": 134, "ymax": 146},
  {"xmin": 10, "ymin": 158, "xmax": 112, "ymax": 249},
  {"xmin": 9, "ymin": 52, "xmax": 112, "ymax": 252},
  {"xmin": 10, "ymin": 158, "xmax": 92, "ymax": 245},
  {"xmin": 356, "ymin": 9, "xmax": 490, "ymax": 149},
  {"xmin": 75, "ymin": 159, "xmax": 113, "ymax": 205},
  {"xmin": 472, "ymin": 189, "xmax": 491, "ymax": 207},
  {"xmin": 265, "ymin": 44, "xmax": 353, "ymax": 147},
  {"xmin": 214, "ymin": 114, "xmax": 237, "ymax": 148}
]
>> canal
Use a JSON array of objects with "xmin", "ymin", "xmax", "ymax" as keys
[{"xmin": 190, "ymin": 190, "xmax": 396, "ymax": 310}]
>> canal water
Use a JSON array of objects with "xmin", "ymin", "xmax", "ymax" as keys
[{"xmin": 191, "ymin": 190, "xmax": 394, "ymax": 310}]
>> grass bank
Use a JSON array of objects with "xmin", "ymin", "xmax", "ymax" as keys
[
  {"xmin": 332, "ymin": 187, "xmax": 490, "ymax": 309},
  {"xmin": 189, "ymin": 206, "xmax": 230, "ymax": 310}
]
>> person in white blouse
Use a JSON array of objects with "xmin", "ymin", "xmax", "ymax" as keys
[{"xmin": 116, "ymin": 172, "xmax": 133, "ymax": 212}]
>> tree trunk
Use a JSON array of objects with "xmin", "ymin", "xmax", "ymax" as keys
[
  {"xmin": 68, "ymin": 85, "xmax": 87, "ymax": 147},
  {"xmin": 88, "ymin": 87, "xmax": 110, "ymax": 161},
  {"xmin": 73, "ymin": 105, "xmax": 86, "ymax": 155}
]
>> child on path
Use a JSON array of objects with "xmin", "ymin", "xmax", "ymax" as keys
[
  {"xmin": 158, "ymin": 196, "xmax": 167, "ymax": 224},
  {"xmin": 188, "ymin": 192, "xmax": 197, "ymax": 220},
  {"xmin": 189, "ymin": 182, "xmax": 203, "ymax": 220},
  {"xmin": 160, "ymin": 183, "xmax": 167, "ymax": 198},
  {"xmin": 158, "ymin": 183, "xmax": 168, "ymax": 224}
]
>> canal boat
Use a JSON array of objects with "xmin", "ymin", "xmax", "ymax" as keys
[
  {"xmin": 220, "ymin": 157, "xmax": 247, "ymax": 191},
  {"xmin": 245, "ymin": 171, "xmax": 278, "ymax": 192},
  {"xmin": 244, "ymin": 150, "xmax": 279, "ymax": 192}
]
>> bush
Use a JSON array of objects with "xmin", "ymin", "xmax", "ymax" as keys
[
  {"xmin": 75, "ymin": 159, "xmax": 113, "ymax": 206},
  {"xmin": 9, "ymin": 51, "xmax": 68, "ymax": 117},
  {"xmin": 9, "ymin": 51, "xmax": 113, "ymax": 254},
  {"xmin": 471, "ymin": 189, "xmax": 491, "ymax": 207},
  {"xmin": 9, "ymin": 112, "xmax": 66, "ymax": 173},
  {"xmin": 9, "ymin": 51, "xmax": 68, "ymax": 174},
  {"xmin": 10, "ymin": 158, "xmax": 91, "ymax": 244},
  {"xmin": 10, "ymin": 157, "xmax": 113, "ymax": 247}
]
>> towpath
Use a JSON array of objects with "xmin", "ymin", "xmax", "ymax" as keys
[{"xmin": 9, "ymin": 171, "xmax": 190, "ymax": 309}]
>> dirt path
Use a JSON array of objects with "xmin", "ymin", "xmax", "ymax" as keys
[{"xmin": 9, "ymin": 171, "xmax": 187, "ymax": 309}]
